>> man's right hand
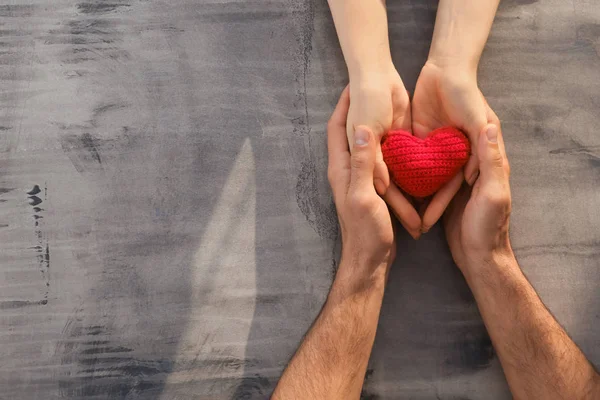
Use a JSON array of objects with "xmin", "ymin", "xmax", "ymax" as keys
[
  {"xmin": 442, "ymin": 105, "xmax": 600, "ymax": 400},
  {"xmin": 443, "ymin": 104, "xmax": 513, "ymax": 277}
]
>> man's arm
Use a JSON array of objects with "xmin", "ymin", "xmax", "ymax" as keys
[
  {"xmin": 465, "ymin": 254, "xmax": 600, "ymax": 400},
  {"xmin": 272, "ymin": 262, "xmax": 386, "ymax": 399},
  {"xmin": 445, "ymin": 115, "xmax": 600, "ymax": 399},
  {"xmin": 273, "ymin": 88, "xmax": 395, "ymax": 399}
]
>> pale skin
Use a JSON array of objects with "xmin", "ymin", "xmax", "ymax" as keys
[
  {"xmin": 272, "ymin": 89, "xmax": 600, "ymax": 400},
  {"xmin": 327, "ymin": 0, "xmax": 420, "ymax": 238},
  {"xmin": 327, "ymin": 0, "xmax": 501, "ymax": 235}
]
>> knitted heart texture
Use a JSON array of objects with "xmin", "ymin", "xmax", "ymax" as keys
[{"xmin": 381, "ymin": 127, "xmax": 471, "ymax": 198}]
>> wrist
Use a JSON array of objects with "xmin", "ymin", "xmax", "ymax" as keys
[
  {"xmin": 333, "ymin": 251, "xmax": 391, "ymax": 297},
  {"xmin": 427, "ymin": 50, "xmax": 479, "ymax": 77},
  {"xmin": 427, "ymin": 0, "xmax": 490, "ymax": 77},
  {"xmin": 461, "ymin": 249, "xmax": 520, "ymax": 286},
  {"xmin": 423, "ymin": 59, "xmax": 478, "ymax": 84},
  {"xmin": 348, "ymin": 58, "xmax": 396, "ymax": 84}
]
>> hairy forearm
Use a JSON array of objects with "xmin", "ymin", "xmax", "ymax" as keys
[
  {"xmin": 429, "ymin": 0, "xmax": 500, "ymax": 74},
  {"xmin": 327, "ymin": 0, "xmax": 393, "ymax": 79},
  {"xmin": 272, "ymin": 261, "xmax": 386, "ymax": 400},
  {"xmin": 464, "ymin": 254, "xmax": 600, "ymax": 400}
]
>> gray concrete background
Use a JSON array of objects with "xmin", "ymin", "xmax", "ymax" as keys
[{"xmin": 0, "ymin": 0, "xmax": 598, "ymax": 399}]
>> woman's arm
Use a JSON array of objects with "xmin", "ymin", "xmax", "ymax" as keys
[
  {"xmin": 412, "ymin": 0, "xmax": 501, "ymax": 232},
  {"xmin": 328, "ymin": 0, "xmax": 392, "ymax": 80},
  {"xmin": 428, "ymin": 0, "xmax": 500, "ymax": 74},
  {"xmin": 327, "ymin": 0, "xmax": 422, "ymax": 239}
]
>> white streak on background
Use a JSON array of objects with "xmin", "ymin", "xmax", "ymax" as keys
[{"xmin": 163, "ymin": 138, "xmax": 256, "ymax": 396}]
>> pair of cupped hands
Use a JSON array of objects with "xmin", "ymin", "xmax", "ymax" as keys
[{"xmin": 329, "ymin": 59, "xmax": 512, "ymax": 277}]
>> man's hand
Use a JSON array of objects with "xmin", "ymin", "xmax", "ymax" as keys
[
  {"xmin": 348, "ymin": 66, "xmax": 421, "ymax": 239},
  {"xmin": 443, "ymin": 115, "xmax": 600, "ymax": 400},
  {"xmin": 412, "ymin": 62, "xmax": 489, "ymax": 232},
  {"xmin": 443, "ymin": 105, "xmax": 511, "ymax": 275},
  {"xmin": 272, "ymin": 87, "xmax": 394, "ymax": 400},
  {"xmin": 331, "ymin": 86, "xmax": 396, "ymax": 279}
]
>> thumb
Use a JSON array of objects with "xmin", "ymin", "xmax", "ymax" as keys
[
  {"xmin": 477, "ymin": 124, "xmax": 506, "ymax": 186},
  {"xmin": 462, "ymin": 95, "xmax": 488, "ymax": 185},
  {"xmin": 349, "ymin": 125, "xmax": 376, "ymax": 191}
]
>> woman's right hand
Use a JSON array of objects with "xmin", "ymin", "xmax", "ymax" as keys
[{"xmin": 347, "ymin": 64, "xmax": 421, "ymax": 239}]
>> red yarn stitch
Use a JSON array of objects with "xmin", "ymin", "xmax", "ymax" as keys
[{"xmin": 381, "ymin": 127, "xmax": 470, "ymax": 197}]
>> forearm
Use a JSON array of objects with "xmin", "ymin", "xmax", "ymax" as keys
[
  {"xmin": 327, "ymin": 0, "xmax": 393, "ymax": 79},
  {"xmin": 429, "ymin": 0, "xmax": 500, "ymax": 74},
  {"xmin": 464, "ymin": 254, "xmax": 600, "ymax": 399},
  {"xmin": 272, "ymin": 261, "xmax": 386, "ymax": 400}
]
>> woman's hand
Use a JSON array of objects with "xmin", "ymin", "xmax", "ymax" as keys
[
  {"xmin": 328, "ymin": 87, "xmax": 396, "ymax": 279},
  {"xmin": 410, "ymin": 0, "xmax": 500, "ymax": 233},
  {"xmin": 348, "ymin": 65, "xmax": 421, "ymax": 239},
  {"xmin": 411, "ymin": 61, "xmax": 489, "ymax": 232}
]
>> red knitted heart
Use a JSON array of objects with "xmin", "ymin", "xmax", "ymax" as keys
[{"xmin": 381, "ymin": 127, "xmax": 470, "ymax": 197}]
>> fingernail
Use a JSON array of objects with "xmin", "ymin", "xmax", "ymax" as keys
[
  {"xmin": 355, "ymin": 127, "xmax": 369, "ymax": 146},
  {"xmin": 421, "ymin": 225, "xmax": 431, "ymax": 234},
  {"xmin": 486, "ymin": 125, "xmax": 498, "ymax": 143}
]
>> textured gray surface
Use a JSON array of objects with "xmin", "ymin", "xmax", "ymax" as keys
[{"xmin": 0, "ymin": 0, "xmax": 598, "ymax": 399}]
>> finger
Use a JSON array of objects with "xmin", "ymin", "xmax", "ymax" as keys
[
  {"xmin": 327, "ymin": 86, "xmax": 351, "ymax": 195},
  {"xmin": 384, "ymin": 183, "xmax": 421, "ymax": 239},
  {"xmin": 443, "ymin": 183, "xmax": 471, "ymax": 237},
  {"xmin": 497, "ymin": 126, "xmax": 510, "ymax": 179},
  {"xmin": 374, "ymin": 141, "xmax": 390, "ymax": 195},
  {"xmin": 483, "ymin": 102, "xmax": 510, "ymax": 175},
  {"xmin": 412, "ymin": 120, "xmax": 435, "ymax": 139},
  {"xmin": 478, "ymin": 124, "xmax": 506, "ymax": 186},
  {"xmin": 374, "ymin": 159, "xmax": 390, "ymax": 195},
  {"xmin": 418, "ymin": 197, "xmax": 431, "ymax": 218},
  {"xmin": 330, "ymin": 85, "xmax": 350, "ymax": 128},
  {"xmin": 483, "ymin": 101, "xmax": 505, "ymax": 156},
  {"xmin": 464, "ymin": 154, "xmax": 479, "ymax": 185},
  {"xmin": 384, "ymin": 85, "xmax": 410, "ymax": 194},
  {"xmin": 327, "ymin": 87, "xmax": 351, "ymax": 164},
  {"xmin": 391, "ymin": 84, "xmax": 412, "ymax": 132},
  {"xmin": 463, "ymin": 95, "xmax": 488, "ymax": 185},
  {"xmin": 421, "ymin": 170, "xmax": 464, "ymax": 233},
  {"xmin": 465, "ymin": 96, "xmax": 509, "ymax": 186},
  {"xmin": 398, "ymin": 217, "xmax": 421, "ymax": 240},
  {"xmin": 349, "ymin": 125, "xmax": 377, "ymax": 191}
]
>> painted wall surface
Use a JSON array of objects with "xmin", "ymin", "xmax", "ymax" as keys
[{"xmin": 0, "ymin": 1, "xmax": 598, "ymax": 399}]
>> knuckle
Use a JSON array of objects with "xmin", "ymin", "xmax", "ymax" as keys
[
  {"xmin": 351, "ymin": 153, "xmax": 367, "ymax": 170},
  {"xmin": 503, "ymin": 160, "xmax": 511, "ymax": 177},
  {"xmin": 483, "ymin": 190, "xmax": 511, "ymax": 209},
  {"xmin": 326, "ymin": 118, "xmax": 337, "ymax": 133},
  {"xmin": 327, "ymin": 166, "xmax": 336, "ymax": 185},
  {"xmin": 490, "ymin": 152, "xmax": 504, "ymax": 168},
  {"xmin": 371, "ymin": 121, "xmax": 387, "ymax": 138},
  {"xmin": 348, "ymin": 193, "xmax": 372, "ymax": 213},
  {"xmin": 491, "ymin": 114, "xmax": 501, "ymax": 127}
]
